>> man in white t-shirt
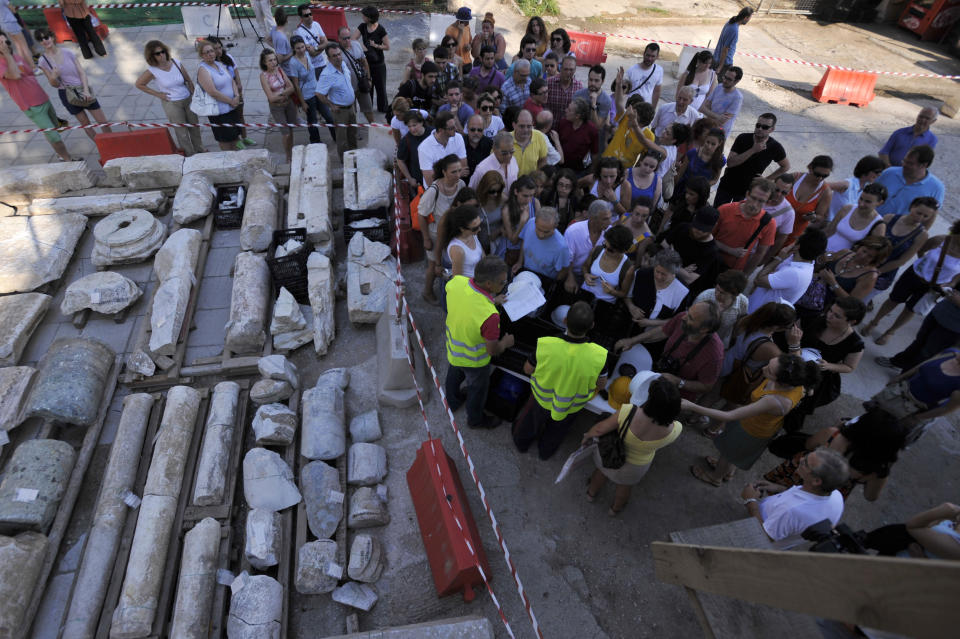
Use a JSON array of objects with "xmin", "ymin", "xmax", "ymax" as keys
[
  {"xmin": 760, "ymin": 174, "xmax": 797, "ymax": 266},
  {"xmin": 563, "ymin": 200, "xmax": 613, "ymax": 291},
  {"xmin": 295, "ymin": 4, "xmax": 327, "ymax": 78},
  {"xmin": 418, "ymin": 111, "xmax": 468, "ymax": 185},
  {"xmin": 625, "ymin": 43, "xmax": 663, "ymax": 109},
  {"xmin": 742, "ymin": 447, "xmax": 849, "ymax": 543},
  {"xmin": 748, "ymin": 227, "xmax": 827, "ymax": 312}
]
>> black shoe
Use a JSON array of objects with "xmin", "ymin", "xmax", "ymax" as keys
[
  {"xmin": 57, "ymin": 117, "xmax": 68, "ymax": 128},
  {"xmin": 469, "ymin": 415, "xmax": 501, "ymax": 429}
]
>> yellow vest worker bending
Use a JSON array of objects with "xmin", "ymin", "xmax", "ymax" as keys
[
  {"xmin": 513, "ymin": 301, "xmax": 608, "ymax": 459},
  {"xmin": 445, "ymin": 256, "xmax": 514, "ymax": 429}
]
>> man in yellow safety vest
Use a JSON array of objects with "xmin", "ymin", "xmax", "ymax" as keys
[
  {"xmin": 445, "ymin": 256, "xmax": 515, "ymax": 429},
  {"xmin": 513, "ymin": 301, "xmax": 608, "ymax": 459}
]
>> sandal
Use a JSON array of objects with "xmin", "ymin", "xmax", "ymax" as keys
[
  {"xmin": 704, "ymin": 424, "xmax": 724, "ymax": 439},
  {"xmin": 690, "ymin": 464, "xmax": 723, "ymax": 487},
  {"xmin": 704, "ymin": 456, "xmax": 735, "ymax": 481},
  {"xmin": 875, "ymin": 332, "xmax": 892, "ymax": 346},
  {"xmin": 586, "ymin": 488, "xmax": 596, "ymax": 503},
  {"xmin": 608, "ymin": 506, "xmax": 623, "ymax": 517}
]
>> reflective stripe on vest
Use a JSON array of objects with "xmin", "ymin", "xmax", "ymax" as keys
[
  {"xmin": 444, "ymin": 275, "xmax": 497, "ymax": 368},
  {"xmin": 530, "ymin": 336, "xmax": 608, "ymax": 421}
]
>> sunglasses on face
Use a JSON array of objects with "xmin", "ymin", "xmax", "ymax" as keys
[
  {"xmin": 524, "ymin": 47, "xmax": 536, "ymax": 53},
  {"xmin": 812, "ymin": 171, "xmax": 830, "ymax": 179},
  {"xmin": 468, "ymin": 223, "xmax": 482, "ymax": 232},
  {"xmin": 468, "ymin": 127, "xmax": 484, "ymax": 132},
  {"xmin": 480, "ymin": 105, "xmax": 494, "ymax": 112},
  {"xmin": 755, "ymin": 123, "xmax": 772, "ymax": 130},
  {"xmin": 488, "ymin": 189, "xmax": 503, "ymax": 195},
  {"xmin": 154, "ymin": 50, "xmax": 166, "ymax": 56}
]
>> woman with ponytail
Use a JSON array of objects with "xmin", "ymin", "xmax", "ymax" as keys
[{"xmin": 685, "ymin": 353, "xmax": 820, "ymax": 486}]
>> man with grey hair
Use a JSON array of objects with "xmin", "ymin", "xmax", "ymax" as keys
[
  {"xmin": 501, "ymin": 58, "xmax": 532, "ymax": 109},
  {"xmin": 535, "ymin": 109, "xmax": 563, "ymax": 166},
  {"xmin": 879, "ymin": 106, "xmax": 938, "ymax": 168},
  {"xmin": 744, "ymin": 447, "xmax": 849, "ymax": 543},
  {"xmin": 470, "ymin": 131, "xmax": 518, "ymax": 191},
  {"xmin": 651, "ymin": 85, "xmax": 703, "ymax": 139},
  {"xmin": 515, "ymin": 206, "xmax": 571, "ymax": 283},
  {"xmin": 563, "ymin": 200, "xmax": 613, "ymax": 290},
  {"xmin": 615, "ymin": 296, "xmax": 722, "ymax": 401}
]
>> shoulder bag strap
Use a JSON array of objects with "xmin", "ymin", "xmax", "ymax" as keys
[
  {"xmin": 634, "ymin": 66, "xmax": 656, "ymax": 93},
  {"xmin": 619, "ymin": 406, "xmax": 639, "ymax": 440},
  {"xmin": 172, "ymin": 59, "xmax": 193, "ymax": 91},
  {"xmin": 930, "ymin": 236, "xmax": 951, "ymax": 286},
  {"xmin": 743, "ymin": 213, "xmax": 772, "ymax": 249},
  {"xmin": 341, "ymin": 46, "xmax": 364, "ymax": 77}
]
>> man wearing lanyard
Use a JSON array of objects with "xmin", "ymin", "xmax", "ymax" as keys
[
  {"xmin": 295, "ymin": 4, "xmax": 326, "ymax": 79},
  {"xmin": 317, "ymin": 43, "xmax": 356, "ymax": 157}
]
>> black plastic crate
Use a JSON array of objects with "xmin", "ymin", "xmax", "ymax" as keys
[
  {"xmin": 344, "ymin": 217, "xmax": 390, "ymax": 245},
  {"xmin": 344, "ymin": 206, "xmax": 389, "ymax": 226},
  {"xmin": 213, "ymin": 185, "xmax": 245, "ymax": 229},
  {"xmin": 266, "ymin": 228, "xmax": 309, "ymax": 304}
]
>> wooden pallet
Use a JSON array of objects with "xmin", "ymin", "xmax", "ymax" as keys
[
  {"xmin": 50, "ymin": 391, "xmax": 166, "ymax": 639},
  {"xmin": 121, "ymin": 213, "xmax": 215, "ymax": 389},
  {"xmin": 94, "ymin": 387, "xmax": 212, "ymax": 639},
  {"xmin": 21, "ymin": 356, "xmax": 122, "ymax": 637}
]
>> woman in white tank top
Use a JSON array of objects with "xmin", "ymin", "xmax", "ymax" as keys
[
  {"xmin": 443, "ymin": 205, "xmax": 485, "ymax": 278},
  {"xmin": 134, "ymin": 39, "xmax": 204, "ymax": 155},
  {"xmin": 824, "ymin": 183, "xmax": 886, "ymax": 253},
  {"xmin": 581, "ymin": 225, "xmax": 636, "ymax": 303}
]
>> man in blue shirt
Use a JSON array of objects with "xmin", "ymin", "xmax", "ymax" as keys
[
  {"xmin": 501, "ymin": 58, "xmax": 532, "ymax": 109},
  {"xmin": 700, "ymin": 65, "xmax": 744, "ymax": 138},
  {"xmin": 714, "ymin": 8, "xmax": 752, "ymax": 68},
  {"xmin": 879, "ymin": 106, "xmax": 938, "ymax": 167},
  {"xmin": 875, "ymin": 144, "xmax": 945, "ymax": 216},
  {"xmin": 437, "ymin": 81, "xmax": 474, "ymax": 130},
  {"xmin": 317, "ymin": 42, "xmax": 356, "ymax": 156},
  {"xmin": 515, "ymin": 207, "xmax": 571, "ymax": 282}
]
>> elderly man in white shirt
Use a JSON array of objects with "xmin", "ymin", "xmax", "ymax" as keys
[
  {"xmin": 651, "ymin": 85, "xmax": 702, "ymax": 139},
  {"xmin": 470, "ymin": 131, "xmax": 518, "ymax": 192},
  {"xmin": 744, "ymin": 447, "xmax": 849, "ymax": 544}
]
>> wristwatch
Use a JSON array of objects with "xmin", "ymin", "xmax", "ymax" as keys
[
  {"xmin": 677, "ymin": 379, "xmax": 685, "ymax": 390},
  {"xmin": 742, "ymin": 497, "xmax": 759, "ymax": 505}
]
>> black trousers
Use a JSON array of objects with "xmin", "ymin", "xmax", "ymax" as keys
[
  {"xmin": 512, "ymin": 395, "xmax": 578, "ymax": 460},
  {"xmin": 890, "ymin": 310, "xmax": 960, "ymax": 372},
  {"xmin": 66, "ymin": 16, "xmax": 106, "ymax": 59},
  {"xmin": 369, "ymin": 62, "xmax": 388, "ymax": 113}
]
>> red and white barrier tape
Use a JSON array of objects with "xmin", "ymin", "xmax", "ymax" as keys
[
  {"xmin": 14, "ymin": 0, "xmax": 955, "ymax": 80},
  {"xmin": 584, "ymin": 29, "xmax": 960, "ymax": 80},
  {"xmin": 12, "ymin": 1, "xmax": 428, "ymax": 13},
  {"xmin": 0, "ymin": 119, "xmax": 390, "ymax": 136},
  {"xmin": 390, "ymin": 167, "xmax": 545, "ymax": 639}
]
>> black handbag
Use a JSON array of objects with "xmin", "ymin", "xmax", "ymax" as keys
[{"xmin": 597, "ymin": 406, "xmax": 637, "ymax": 469}]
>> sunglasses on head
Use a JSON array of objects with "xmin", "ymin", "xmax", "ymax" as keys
[{"xmin": 755, "ymin": 123, "xmax": 772, "ymax": 130}]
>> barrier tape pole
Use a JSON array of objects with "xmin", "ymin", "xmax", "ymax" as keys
[
  {"xmin": 13, "ymin": 1, "xmax": 960, "ymax": 79},
  {"xmin": 0, "ymin": 119, "xmax": 391, "ymax": 136},
  {"xmin": 390, "ymin": 166, "xmax": 521, "ymax": 639},
  {"xmin": 391, "ymin": 165, "xmax": 545, "ymax": 638}
]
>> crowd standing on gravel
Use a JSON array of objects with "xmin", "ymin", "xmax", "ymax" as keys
[{"xmin": 2, "ymin": 3, "xmax": 958, "ymax": 551}]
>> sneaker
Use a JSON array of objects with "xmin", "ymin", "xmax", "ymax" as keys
[
  {"xmin": 468, "ymin": 415, "xmax": 501, "ymax": 429},
  {"xmin": 875, "ymin": 356, "xmax": 899, "ymax": 370},
  {"xmin": 242, "ymin": 138, "xmax": 257, "ymax": 146},
  {"xmin": 235, "ymin": 140, "xmax": 246, "ymax": 150},
  {"xmin": 33, "ymin": 67, "xmax": 42, "ymax": 76}
]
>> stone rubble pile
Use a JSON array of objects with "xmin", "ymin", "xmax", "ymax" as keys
[{"xmin": 249, "ymin": 354, "xmax": 298, "ymax": 405}]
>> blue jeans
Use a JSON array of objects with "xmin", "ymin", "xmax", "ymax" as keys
[{"xmin": 445, "ymin": 363, "xmax": 491, "ymax": 426}]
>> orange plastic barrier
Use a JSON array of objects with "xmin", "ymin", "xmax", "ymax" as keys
[
  {"xmin": 43, "ymin": 8, "xmax": 109, "ymax": 45},
  {"xmin": 94, "ymin": 128, "xmax": 182, "ymax": 165},
  {"xmin": 309, "ymin": 7, "xmax": 348, "ymax": 39},
  {"xmin": 407, "ymin": 439, "xmax": 490, "ymax": 602},
  {"xmin": 567, "ymin": 30, "xmax": 607, "ymax": 66},
  {"xmin": 812, "ymin": 68, "xmax": 877, "ymax": 107}
]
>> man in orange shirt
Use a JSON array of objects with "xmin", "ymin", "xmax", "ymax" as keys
[
  {"xmin": 446, "ymin": 7, "xmax": 473, "ymax": 73},
  {"xmin": 713, "ymin": 177, "xmax": 776, "ymax": 275}
]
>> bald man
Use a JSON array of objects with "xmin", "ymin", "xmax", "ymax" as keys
[{"xmin": 879, "ymin": 106, "xmax": 938, "ymax": 168}]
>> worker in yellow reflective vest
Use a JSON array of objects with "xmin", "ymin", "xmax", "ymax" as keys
[
  {"xmin": 445, "ymin": 256, "xmax": 515, "ymax": 429},
  {"xmin": 513, "ymin": 301, "xmax": 608, "ymax": 459}
]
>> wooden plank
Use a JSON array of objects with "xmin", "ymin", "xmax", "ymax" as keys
[
  {"xmin": 652, "ymin": 542, "xmax": 960, "ymax": 639},
  {"xmin": 668, "ymin": 517, "xmax": 818, "ymax": 639},
  {"xmin": 22, "ymin": 356, "xmax": 122, "ymax": 636},
  {"xmin": 94, "ymin": 394, "xmax": 167, "ymax": 639},
  {"xmin": 206, "ymin": 524, "xmax": 233, "ymax": 639}
]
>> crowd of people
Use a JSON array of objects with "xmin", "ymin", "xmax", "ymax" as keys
[{"xmin": 2, "ymin": 4, "xmax": 957, "ymax": 549}]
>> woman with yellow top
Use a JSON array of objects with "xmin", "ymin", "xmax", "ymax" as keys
[
  {"xmin": 583, "ymin": 375, "xmax": 683, "ymax": 516},
  {"xmin": 685, "ymin": 354, "xmax": 821, "ymax": 486}
]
